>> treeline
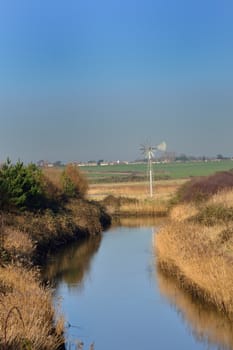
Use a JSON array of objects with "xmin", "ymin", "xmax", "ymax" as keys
[{"xmin": 0, "ymin": 158, "xmax": 88, "ymax": 212}]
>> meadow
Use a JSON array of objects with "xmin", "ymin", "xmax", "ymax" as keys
[{"xmin": 81, "ymin": 159, "xmax": 233, "ymax": 183}]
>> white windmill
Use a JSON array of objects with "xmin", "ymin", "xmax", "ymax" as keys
[{"xmin": 140, "ymin": 141, "xmax": 167, "ymax": 197}]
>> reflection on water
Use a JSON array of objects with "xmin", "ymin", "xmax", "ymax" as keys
[
  {"xmin": 42, "ymin": 236, "xmax": 102, "ymax": 290},
  {"xmin": 157, "ymin": 266, "xmax": 233, "ymax": 350},
  {"xmin": 112, "ymin": 216, "xmax": 166, "ymax": 228},
  {"xmin": 43, "ymin": 222, "xmax": 233, "ymax": 350}
]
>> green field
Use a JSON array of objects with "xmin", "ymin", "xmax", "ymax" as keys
[{"xmin": 80, "ymin": 160, "xmax": 233, "ymax": 183}]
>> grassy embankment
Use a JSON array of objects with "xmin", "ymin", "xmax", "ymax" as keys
[
  {"xmin": 155, "ymin": 171, "xmax": 233, "ymax": 319},
  {"xmin": 0, "ymin": 162, "xmax": 110, "ymax": 349}
]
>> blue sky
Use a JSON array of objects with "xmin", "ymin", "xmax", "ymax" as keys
[{"xmin": 0, "ymin": 0, "xmax": 233, "ymax": 162}]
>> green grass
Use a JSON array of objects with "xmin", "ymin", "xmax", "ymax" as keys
[{"xmin": 80, "ymin": 160, "xmax": 233, "ymax": 183}]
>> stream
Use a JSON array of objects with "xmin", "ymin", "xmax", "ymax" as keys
[{"xmin": 43, "ymin": 219, "xmax": 233, "ymax": 350}]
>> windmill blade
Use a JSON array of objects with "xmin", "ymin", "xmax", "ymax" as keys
[{"xmin": 156, "ymin": 141, "xmax": 167, "ymax": 152}]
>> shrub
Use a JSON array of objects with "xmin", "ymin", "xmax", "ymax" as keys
[
  {"xmin": 0, "ymin": 159, "xmax": 44, "ymax": 211},
  {"xmin": 177, "ymin": 171, "xmax": 233, "ymax": 203},
  {"xmin": 61, "ymin": 163, "xmax": 88, "ymax": 198},
  {"xmin": 40, "ymin": 174, "xmax": 63, "ymax": 210}
]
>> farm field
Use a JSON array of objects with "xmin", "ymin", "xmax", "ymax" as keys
[{"xmin": 81, "ymin": 159, "xmax": 233, "ymax": 183}]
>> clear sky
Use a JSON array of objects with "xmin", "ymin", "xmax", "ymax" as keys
[{"xmin": 0, "ymin": 0, "xmax": 233, "ymax": 162}]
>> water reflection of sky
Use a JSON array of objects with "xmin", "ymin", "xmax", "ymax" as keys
[{"xmin": 44, "ymin": 225, "xmax": 233, "ymax": 350}]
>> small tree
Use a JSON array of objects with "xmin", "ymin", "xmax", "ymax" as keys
[
  {"xmin": 0, "ymin": 159, "xmax": 44, "ymax": 210},
  {"xmin": 62, "ymin": 164, "xmax": 88, "ymax": 198}
]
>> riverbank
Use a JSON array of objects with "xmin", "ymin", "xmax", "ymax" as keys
[
  {"xmin": 155, "ymin": 173, "xmax": 233, "ymax": 320},
  {"xmin": 0, "ymin": 198, "xmax": 111, "ymax": 349}
]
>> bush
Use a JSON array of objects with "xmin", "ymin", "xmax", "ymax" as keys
[
  {"xmin": 177, "ymin": 171, "xmax": 233, "ymax": 203},
  {"xmin": 40, "ymin": 174, "xmax": 62, "ymax": 210},
  {"xmin": 0, "ymin": 159, "xmax": 44, "ymax": 211},
  {"xmin": 61, "ymin": 163, "xmax": 88, "ymax": 198}
]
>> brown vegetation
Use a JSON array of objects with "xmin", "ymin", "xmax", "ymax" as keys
[
  {"xmin": 0, "ymin": 200, "xmax": 110, "ymax": 266},
  {"xmin": 177, "ymin": 170, "xmax": 233, "ymax": 203},
  {"xmin": 88, "ymin": 179, "xmax": 185, "ymax": 201},
  {"xmin": 0, "ymin": 265, "xmax": 64, "ymax": 349},
  {"xmin": 100, "ymin": 195, "xmax": 168, "ymax": 217},
  {"xmin": 89, "ymin": 180, "xmax": 184, "ymax": 218},
  {"xmin": 0, "ymin": 163, "xmax": 110, "ymax": 349},
  {"xmin": 155, "ymin": 173, "xmax": 233, "ymax": 319},
  {"xmin": 43, "ymin": 165, "xmax": 88, "ymax": 199}
]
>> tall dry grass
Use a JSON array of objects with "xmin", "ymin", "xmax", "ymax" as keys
[
  {"xmin": 87, "ymin": 179, "xmax": 187, "ymax": 218},
  {"xmin": 207, "ymin": 188, "xmax": 233, "ymax": 208},
  {"xmin": 100, "ymin": 195, "xmax": 169, "ymax": 217},
  {"xmin": 0, "ymin": 265, "xmax": 64, "ymax": 349},
  {"xmin": 42, "ymin": 167, "xmax": 63, "ymax": 190},
  {"xmin": 155, "ymin": 221, "xmax": 233, "ymax": 315},
  {"xmin": 118, "ymin": 198, "xmax": 169, "ymax": 217},
  {"xmin": 88, "ymin": 179, "xmax": 186, "ymax": 201},
  {"xmin": 169, "ymin": 203, "xmax": 198, "ymax": 222},
  {"xmin": 156, "ymin": 183, "xmax": 233, "ymax": 315}
]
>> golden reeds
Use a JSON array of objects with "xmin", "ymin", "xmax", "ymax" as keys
[
  {"xmin": 88, "ymin": 179, "xmax": 186, "ymax": 201},
  {"xmin": 155, "ymin": 188, "xmax": 233, "ymax": 319},
  {"xmin": 0, "ymin": 265, "xmax": 64, "ymax": 349}
]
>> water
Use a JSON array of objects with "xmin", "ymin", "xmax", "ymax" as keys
[{"xmin": 43, "ymin": 221, "xmax": 233, "ymax": 350}]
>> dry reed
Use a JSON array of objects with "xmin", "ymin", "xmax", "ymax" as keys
[
  {"xmin": 155, "ymin": 191, "xmax": 233, "ymax": 318},
  {"xmin": 169, "ymin": 203, "xmax": 198, "ymax": 222},
  {"xmin": 207, "ymin": 189, "xmax": 233, "ymax": 208},
  {"xmin": 88, "ymin": 179, "xmax": 186, "ymax": 201},
  {"xmin": 0, "ymin": 265, "xmax": 64, "ymax": 349}
]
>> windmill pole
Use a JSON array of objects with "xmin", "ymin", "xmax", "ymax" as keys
[
  {"xmin": 140, "ymin": 141, "xmax": 166, "ymax": 199},
  {"xmin": 149, "ymin": 155, "xmax": 153, "ymax": 197}
]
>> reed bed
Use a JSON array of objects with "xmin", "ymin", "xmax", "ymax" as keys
[
  {"xmin": 169, "ymin": 203, "xmax": 198, "ymax": 222},
  {"xmin": 118, "ymin": 198, "xmax": 169, "ymax": 217},
  {"xmin": 88, "ymin": 179, "xmax": 186, "ymax": 201},
  {"xmin": 88, "ymin": 179, "xmax": 187, "ymax": 218},
  {"xmin": 100, "ymin": 194, "xmax": 169, "ymax": 217},
  {"xmin": 0, "ymin": 265, "xmax": 64, "ymax": 349},
  {"xmin": 155, "ymin": 187, "xmax": 233, "ymax": 319},
  {"xmin": 207, "ymin": 188, "xmax": 233, "ymax": 208}
]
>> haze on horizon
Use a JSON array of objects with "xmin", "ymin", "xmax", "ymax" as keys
[{"xmin": 0, "ymin": 0, "xmax": 233, "ymax": 163}]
